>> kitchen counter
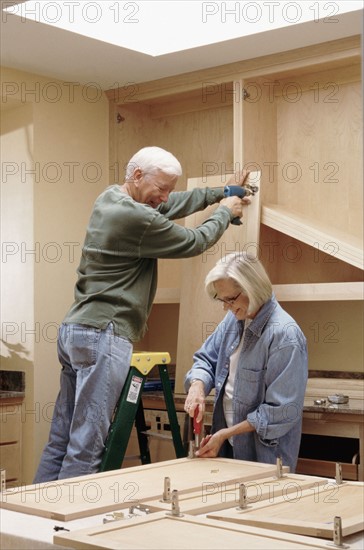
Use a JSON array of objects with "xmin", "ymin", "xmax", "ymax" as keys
[
  {"xmin": 303, "ymin": 377, "xmax": 364, "ymax": 414},
  {"xmin": 144, "ymin": 377, "xmax": 364, "ymax": 481},
  {"xmin": 0, "ymin": 390, "xmax": 25, "ymax": 400}
]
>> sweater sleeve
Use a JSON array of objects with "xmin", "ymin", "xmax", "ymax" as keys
[
  {"xmin": 140, "ymin": 204, "xmax": 232, "ymax": 258},
  {"xmin": 157, "ymin": 187, "xmax": 225, "ymax": 220}
]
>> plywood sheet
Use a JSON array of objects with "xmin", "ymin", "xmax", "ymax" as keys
[
  {"xmin": 208, "ymin": 481, "xmax": 364, "ymax": 539},
  {"xmin": 0, "ymin": 457, "xmax": 286, "ymax": 521},
  {"xmin": 143, "ymin": 473, "xmax": 326, "ymax": 516},
  {"xmin": 175, "ymin": 171, "xmax": 261, "ymax": 393},
  {"xmin": 54, "ymin": 511, "xmax": 330, "ymax": 549}
]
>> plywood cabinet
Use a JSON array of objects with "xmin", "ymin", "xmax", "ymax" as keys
[{"xmin": 106, "ymin": 34, "xmax": 363, "ymax": 389}]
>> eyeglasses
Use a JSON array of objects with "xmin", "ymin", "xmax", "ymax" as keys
[{"xmin": 214, "ymin": 292, "xmax": 241, "ymax": 306}]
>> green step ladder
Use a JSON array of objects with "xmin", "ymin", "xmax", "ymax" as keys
[{"xmin": 99, "ymin": 352, "xmax": 186, "ymax": 472}]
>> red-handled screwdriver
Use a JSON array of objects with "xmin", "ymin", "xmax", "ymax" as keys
[{"xmin": 193, "ymin": 408, "xmax": 203, "ymax": 450}]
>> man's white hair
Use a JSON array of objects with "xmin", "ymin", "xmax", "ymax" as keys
[{"xmin": 125, "ymin": 146, "xmax": 182, "ymax": 180}]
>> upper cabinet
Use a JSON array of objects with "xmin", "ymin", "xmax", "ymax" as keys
[
  {"xmin": 234, "ymin": 36, "xmax": 362, "ymax": 302},
  {"xmin": 106, "ymin": 35, "xmax": 363, "ymax": 377}
]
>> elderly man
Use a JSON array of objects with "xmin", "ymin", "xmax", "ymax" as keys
[{"xmin": 34, "ymin": 146, "xmax": 249, "ymax": 482}]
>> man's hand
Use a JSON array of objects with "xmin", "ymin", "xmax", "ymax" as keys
[{"xmin": 219, "ymin": 195, "xmax": 248, "ymax": 220}]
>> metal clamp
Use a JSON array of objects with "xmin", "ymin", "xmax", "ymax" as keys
[
  {"xmin": 129, "ymin": 504, "xmax": 150, "ymax": 516},
  {"xmin": 236, "ymin": 483, "xmax": 252, "ymax": 511},
  {"xmin": 160, "ymin": 476, "xmax": 171, "ymax": 502},
  {"xmin": 326, "ymin": 516, "xmax": 349, "ymax": 548},
  {"xmin": 335, "ymin": 463, "xmax": 343, "ymax": 485},
  {"xmin": 276, "ymin": 457, "xmax": 284, "ymax": 479},
  {"xmin": 0, "ymin": 469, "xmax": 6, "ymax": 493},
  {"xmin": 166, "ymin": 489, "xmax": 183, "ymax": 517},
  {"xmin": 103, "ymin": 511, "xmax": 126, "ymax": 523}
]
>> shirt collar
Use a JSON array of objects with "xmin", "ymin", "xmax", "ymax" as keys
[{"xmin": 245, "ymin": 294, "xmax": 277, "ymax": 337}]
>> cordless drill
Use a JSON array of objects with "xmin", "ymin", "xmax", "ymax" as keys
[{"xmin": 223, "ymin": 183, "xmax": 259, "ymax": 225}]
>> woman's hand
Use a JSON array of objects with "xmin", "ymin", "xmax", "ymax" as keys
[
  {"xmin": 184, "ymin": 380, "xmax": 205, "ymax": 423},
  {"xmin": 195, "ymin": 430, "xmax": 228, "ymax": 458}
]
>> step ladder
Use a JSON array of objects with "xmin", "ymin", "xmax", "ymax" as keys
[{"xmin": 99, "ymin": 352, "xmax": 186, "ymax": 472}]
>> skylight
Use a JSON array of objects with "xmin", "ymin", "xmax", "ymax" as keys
[{"xmin": 4, "ymin": 1, "xmax": 363, "ymax": 57}]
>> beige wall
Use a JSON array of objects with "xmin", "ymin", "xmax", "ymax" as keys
[{"xmin": 1, "ymin": 67, "xmax": 109, "ymax": 483}]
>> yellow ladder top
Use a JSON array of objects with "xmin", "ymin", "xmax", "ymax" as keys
[{"xmin": 131, "ymin": 352, "xmax": 171, "ymax": 375}]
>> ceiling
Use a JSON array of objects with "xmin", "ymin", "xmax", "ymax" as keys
[{"xmin": 0, "ymin": 1, "xmax": 363, "ymax": 91}]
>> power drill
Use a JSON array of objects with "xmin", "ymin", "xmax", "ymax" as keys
[{"xmin": 223, "ymin": 183, "xmax": 259, "ymax": 225}]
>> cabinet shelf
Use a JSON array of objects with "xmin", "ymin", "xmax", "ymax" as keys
[
  {"xmin": 262, "ymin": 204, "xmax": 363, "ymax": 270},
  {"xmin": 154, "ymin": 288, "xmax": 180, "ymax": 304},
  {"xmin": 273, "ymin": 282, "xmax": 363, "ymax": 302}
]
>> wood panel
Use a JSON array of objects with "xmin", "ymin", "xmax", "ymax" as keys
[
  {"xmin": 54, "ymin": 511, "xmax": 330, "ymax": 549},
  {"xmin": 174, "ymin": 172, "xmax": 261, "ymax": 394},
  {"xmin": 208, "ymin": 481, "xmax": 364, "ymax": 539},
  {"xmin": 276, "ymin": 78, "xmax": 362, "ymax": 240},
  {"xmin": 142, "ymin": 473, "xmax": 326, "ymax": 516},
  {"xmin": 114, "ymin": 99, "xmax": 233, "ymax": 298},
  {"xmin": 0, "ymin": 457, "xmax": 286, "ymax": 521}
]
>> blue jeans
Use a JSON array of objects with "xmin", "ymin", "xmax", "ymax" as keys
[{"xmin": 33, "ymin": 322, "xmax": 132, "ymax": 482}]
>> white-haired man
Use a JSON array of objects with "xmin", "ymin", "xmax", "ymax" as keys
[{"xmin": 34, "ymin": 146, "xmax": 249, "ymax": 482}]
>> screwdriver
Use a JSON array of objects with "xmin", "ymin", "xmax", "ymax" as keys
[{"xmin": 193, "ymin": 408, "xmax": 203, "ymax": 450}]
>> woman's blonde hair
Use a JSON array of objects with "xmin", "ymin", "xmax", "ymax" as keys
[{"xmin": 205, "ymin": 252, "xmax": 272, "ymax": 315}]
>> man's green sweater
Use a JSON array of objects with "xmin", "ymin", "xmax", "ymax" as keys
[{"xmin": 63, "ymin": 184, "xmax": 233, "ymax": 342}]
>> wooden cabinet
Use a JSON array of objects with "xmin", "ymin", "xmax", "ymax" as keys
[
  {"xmin": 0, "ymin": 396, "xmax": 23, "ymax": 487},
  {"xmin": 106, "ymin": 34, "xmax": 363, "ymax": 391}
]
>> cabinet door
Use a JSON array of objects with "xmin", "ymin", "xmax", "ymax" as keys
[{"xmin": 175, "ymin": 172, "xmax": 261, "ymax": 393}]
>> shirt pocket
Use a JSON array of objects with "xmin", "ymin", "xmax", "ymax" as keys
[{"xmin": 235, "ymin": 368, "xmax": 266, "ymax": 409}]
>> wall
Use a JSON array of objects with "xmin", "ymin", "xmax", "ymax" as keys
[{"xmin": 1, "ymin": 67, "xmax": 109, "ymax": 483}]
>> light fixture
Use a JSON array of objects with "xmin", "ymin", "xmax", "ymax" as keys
[{"xmin": 3, "ymin": 1, "xmax": 363, "ymax": 57}]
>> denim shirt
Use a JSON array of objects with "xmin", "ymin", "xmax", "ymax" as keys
[{"xmin": 185, "ymin": 295, "xmax": 308, "ymax": 472}]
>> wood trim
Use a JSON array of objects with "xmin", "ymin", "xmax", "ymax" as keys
[
  {"xmin": 105, "ymin": 36, "xmax": 361, "ymax": 103},
  {"xmin": 273, "ymin": 282, "xmax": 364, "ymax": 301},
  {"xmin": 296, "ymin": 458, "xmax": 358, "ymax": 481}
]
